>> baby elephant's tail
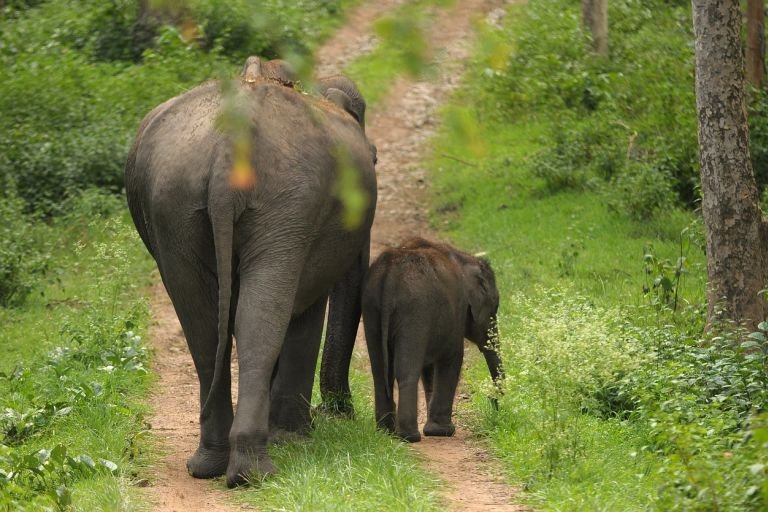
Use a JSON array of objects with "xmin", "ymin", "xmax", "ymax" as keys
[{"xmin": 380, "ymin": 303, "xmax": 393, "ymax": 401}]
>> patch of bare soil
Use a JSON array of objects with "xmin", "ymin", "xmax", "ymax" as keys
[{"xmin": 144, "ymin": 0, "xmax": 526, "ymax": 510}]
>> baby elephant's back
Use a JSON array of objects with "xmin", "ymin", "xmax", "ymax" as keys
[{"xmin": 365, "ymin": 245, "xmax": 464, "ymax": 313}]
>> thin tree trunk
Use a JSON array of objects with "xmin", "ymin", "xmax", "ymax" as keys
[
  {"xmin": 582, "ymin": 0, "xmax": 608, "ymax": 56},
  {"xmin": 747, "ymin": 0, "xmax": 765, "ymax": 89},
  {"xmin": 693, "ymin": 0, "xmax": 767, "ymax": 328}
]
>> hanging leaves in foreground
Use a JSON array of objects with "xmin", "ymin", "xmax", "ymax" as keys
[{"xmin": 333, "ymin": 145, "xmax": 369, "ymax": 231}]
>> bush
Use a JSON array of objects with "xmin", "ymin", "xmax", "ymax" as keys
[
  {"xmin": 608, "ymin": 162, "xmax": 677, "ymax": 220},
  {"xmin": 529, "ymin": 115, "xmax": 626, "ymax": 193},
  {"xmin": 603, "ymin": 318, "xmax": 768, "ymax": 510},
  {"xmin": 0, "ymin": 192, "xmax": 48, "ymax": 308}
]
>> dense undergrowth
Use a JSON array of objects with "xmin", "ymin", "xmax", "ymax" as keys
[
  {"xmin": 431, "ymin": 0, "xmax": 768, "ymax": 510},
  {"xmin": 0, "ymin": 191, "xmax": 155, "ymax": 510}
]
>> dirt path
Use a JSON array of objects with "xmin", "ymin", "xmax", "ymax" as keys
[{"xmin": 144, "ymin": 1, "xmax": 525, "ymax": 510}]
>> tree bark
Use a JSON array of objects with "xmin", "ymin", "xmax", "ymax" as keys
[
  {"xmin": 747, "ymin": 0, "xmax": 765, "ymax": 89},
  {"xmin": 693, "ymin": 0, "xmax": 767, "ymax": 328},
  {"xmin": 582, "ymin": 0, "xmax": 608, "ymax": 56}
]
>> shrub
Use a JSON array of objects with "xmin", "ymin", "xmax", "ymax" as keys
[
  {"xmin": 499, "ymin": 290, "xmax": 647, "ymax": 413},
  {"xmin": 0, "ymin": 191, "xmax": 49, "ymax": 308},
  {"xmin": 529, "ymin": 115, "xmax": 626, "ymax": 193},
  {"xmin": 608, "ymin": 162, "xmax": 677, "ymax": 221},
  {"xmin": 601, "ymin": 316, "xmax": 768, "ymax": 510}
]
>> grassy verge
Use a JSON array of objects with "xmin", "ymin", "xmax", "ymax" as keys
[
  {"xmin": 0, "ymin": 191, "xmax": 155, "ymax": 510},
  {"xmin": 429, "ymin": 1, "xmax": 767, "ymax": 510}
]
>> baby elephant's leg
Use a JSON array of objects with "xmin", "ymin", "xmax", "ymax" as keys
[
  {"xmin": 424, "ymin": 348, "xmax": 463, "ymax": 437},
  {"xmin": 394, "ymin": 337, "xmax": 425, "ymax": 442},
  {"xmin": 422, "ymin": 364, "xmax": 435, "ymax": 408}
]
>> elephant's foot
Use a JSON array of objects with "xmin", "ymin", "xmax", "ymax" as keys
[
  {"xmin": 423, "ymin": 421, "xmax": 456, "ymax": 437},
  {"xmin": 186, "ymin": 445, "xmax": 229, "ymax": 479},
  {"xmin": 225, "ymin": 449, "xmax": 277, "ymax": 488},
  {"xmin": 397, "ymin": 430, "xmax": 422, "ymax": 443}
]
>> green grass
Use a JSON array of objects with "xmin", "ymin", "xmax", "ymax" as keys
[
  {"xmin": 235, "ymin": 342, "xmax": 441, "ymax": 510},
  {"xmin": 0, "ymin": 192, "xmax": 156, "ymax": 510}
]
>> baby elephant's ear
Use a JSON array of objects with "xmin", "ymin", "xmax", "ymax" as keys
[
  {"xmin": 467, "ymin": 267, "xmax": 492, "ymax": 323},
  {"xmin": 325, "ymin": 87, "xmax": 362, "ymax": 125},
  {"xmin": 466, "ymin": 260, "xmax": 498, "ymax": 325}
]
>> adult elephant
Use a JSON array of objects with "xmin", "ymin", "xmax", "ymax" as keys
[{"xmin": 125, "ymin": 59, "xmax": 376, "ymax": 487}]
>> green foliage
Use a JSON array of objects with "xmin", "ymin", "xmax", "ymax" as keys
[
  {"xmin": 596, "ymin": 318, "xmax": 768, "ymax": 510},
  {"xmin": 345, "ymin": 0, "xmax": 449, "ymax": 107},
  {"xmin": 608, "ymin": 162, "xmax": 677, "ymax": 221},
  {"xmin": 192, "ymin": 0, "xmax": 351, "ymax": 62},
  {"xmin": 0, "ymin": 0, "xmax": 355, "ymax": 213},
  {"xmin": 0, "ymin": 444, "xmax": 118, "ymax": 511},
  {"xmin": 0, "ymin": 191, "xmax": 49, "ymax": 307},
  {"xmin": 479, "ymin": 0, "xmax": 700, "ymax": 216},
  {"xmin": 0, "ymin": 194, "xmax": 155, "ymax": 509}
]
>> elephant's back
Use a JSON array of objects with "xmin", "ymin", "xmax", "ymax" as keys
[{"xmin": 367, "ymin": 247, "xmax": 463, "ymax": 309}]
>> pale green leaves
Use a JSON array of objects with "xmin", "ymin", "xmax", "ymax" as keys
[
  {"xmin": 216, "ymin": 79, "xmax": 257, "ymax": 190},
  {"xmin": 444, "ymin": 107, "xmax": 488, "ymax": 158},
  {"xmin": 333, "ymin": 145, "xmax": 370, "ymax": 231},
  {"xmin": 374, "ymin": 9, "xmax": 429, "ymax": 78}
]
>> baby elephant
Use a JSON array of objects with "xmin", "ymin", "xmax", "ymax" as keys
[{"xmin": 362, "ymin": 237, "xmax": 504, "ymax": 442}]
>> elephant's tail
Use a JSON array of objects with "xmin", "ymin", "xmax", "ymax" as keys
[
  {"xmin": 201, "ymin": 198, "xmax": 236, "ymax": 421},
  {"xmin": 381, "ymin": 302, "xmax": 393, "ymax": 401}
]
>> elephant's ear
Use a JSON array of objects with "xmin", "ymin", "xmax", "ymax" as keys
[
  {"xmin": 325, "ymin": 87, "xmax": 362, "ymax": 126},
  {"xmin": 466, "ymin": 259, "xmax": 498, "ymax": 327}
]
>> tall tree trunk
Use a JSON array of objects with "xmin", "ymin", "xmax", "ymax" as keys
[
  {"xmin": 582, "ymin": 0, "xmax": 608, "ymax": 56},
  {"xmin": 693, "ymin": 0, "xmax": 767, "ymax": 328},
  {"xmin": 747, "ymin": 0, "xmax": 765, "ymax": 89}
]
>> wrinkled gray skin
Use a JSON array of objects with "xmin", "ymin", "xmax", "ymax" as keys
[
  {"xmin": 125, "ymin": 61, "xmax": 376, "ymax": 487},
  {"xmin": 362, "ymin": 238, "xmax": 504, "ymax": 442},
  {"xmin": 242, "ymin": 57, "xmax": 375, "ymax": 171},
  {"xmin": 238, "ymin": 58, "xmax": 376, "ymax": 418}
]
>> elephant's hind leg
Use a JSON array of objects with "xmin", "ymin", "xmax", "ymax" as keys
[
  {"xmin": 227, "ymin": 252, "xmax": 305, "ymax": 487},
  {"xmin": 269, "ymin": 295, "xmax": 328, "ymax": 440},
  {"xmin": 393, "ymin": 328, "xmax": 429, "ymax": 443},
  {"xmin": 423, "ymin": 345, "xmax": 463, "ymax": 437},
  {"xmin": 363, "ymin": 310, "xmax": 395, "ymax": 433},
  {"xmin": 156, "ymin": 251, "xmax": 234, "ymax": 479}
]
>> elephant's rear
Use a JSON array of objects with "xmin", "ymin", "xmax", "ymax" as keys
[{"xmin": 125, "ymin": 82, "xmax": 224, "ymax": 259}]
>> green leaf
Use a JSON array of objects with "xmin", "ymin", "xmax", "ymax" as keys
[{"xmin": 100, "ymin": 458, "xmax": 118, "ymax": 473}]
